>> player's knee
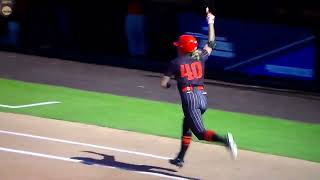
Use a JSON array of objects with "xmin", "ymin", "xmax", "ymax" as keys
[{"xmin": 193, "ymin": 131, "xmax": 205, "ymax": 141}]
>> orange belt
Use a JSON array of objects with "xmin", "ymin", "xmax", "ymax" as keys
[{"xmin": 181, "ymin": 85, "xmax": 204, "ymax": 92}]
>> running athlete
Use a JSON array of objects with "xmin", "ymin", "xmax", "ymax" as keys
[{"xmin": 161, "ymin": 10, "xmax": 237, "ymax": 168}]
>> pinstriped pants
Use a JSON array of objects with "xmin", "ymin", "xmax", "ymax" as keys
[{"xmin": 180, "ymin": 89, "xmax": 208, "ymax": 140}]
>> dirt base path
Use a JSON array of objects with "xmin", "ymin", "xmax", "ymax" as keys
[{"xmin": 0, "ymin": 112, "xmax": 319, "ymax": 180}]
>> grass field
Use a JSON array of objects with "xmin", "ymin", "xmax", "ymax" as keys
[{"xmin": 0, "ymin": 78, "xmax": 320, "ymax": 162}]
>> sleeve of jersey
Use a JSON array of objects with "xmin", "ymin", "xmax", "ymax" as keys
[
  {"xmin": 200, "ymin": 49, "xmax": 210, "ymax": 62},
  {"xmin": 164, "ymin": 61, "xmax": 176, "ymax": 77}
]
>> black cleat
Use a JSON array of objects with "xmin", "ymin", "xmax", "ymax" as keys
[{"xmin": 169, "ymin": 157, "xmax": 184, "ymax": 168}]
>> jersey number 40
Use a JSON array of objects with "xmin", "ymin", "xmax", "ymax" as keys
[{"xmin": 180, "ymin": 61, "xmax": 203, "ymax": 80}]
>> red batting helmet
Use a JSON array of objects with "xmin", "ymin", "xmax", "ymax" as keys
[{"xmin": 173, "ymin": 35, "xmax": 198, "ymax": 54}]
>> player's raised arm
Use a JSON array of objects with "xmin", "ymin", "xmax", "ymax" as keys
[{"xmin": 203, "ymin": 9, "xmax": 216, "ymax": 55}]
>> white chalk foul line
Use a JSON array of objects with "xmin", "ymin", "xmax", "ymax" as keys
[
  {"xmin": 0, "ymin": 147, "xmax": 187, "ymax": 180},
  {"xmin": 0, "ymin": 130, "xmax": 170, "ymax": 160},
  {"xmin": 0, "ymin": 147, "xmax": 80, "ymax": 162},
  {"xmin": 0, "ymin": 101, "xmax": 61, "ymax": 109}
]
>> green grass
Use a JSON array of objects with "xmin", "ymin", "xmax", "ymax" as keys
[{"xmin": 0, "ymin": 78, "xmax": 320, "ymax": 163}]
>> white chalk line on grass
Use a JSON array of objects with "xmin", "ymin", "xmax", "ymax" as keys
[
  {"xmin": 0, "ymin": 130, "xmax": 170, "ymax": 160},
  {"xmin": 0, "ymin": 101, "xmax": 61, "ymax": 109},
  {"xmin": 0, "ymin": 147, "xmax": 188, "ymax": 180}
]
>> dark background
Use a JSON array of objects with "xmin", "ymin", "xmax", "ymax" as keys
[{"xmin": 0, "ymin": 0, "xmax": 319, "ymax": 92}]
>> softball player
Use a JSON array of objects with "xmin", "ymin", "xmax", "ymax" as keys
[{"xmin": 161, "ymin": 11, "xmax": 237, "ymax": 167}]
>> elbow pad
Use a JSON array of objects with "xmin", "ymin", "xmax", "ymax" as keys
[{"xmin": 208, "ymin": 41, "xmax": 216, "ymax": 49}]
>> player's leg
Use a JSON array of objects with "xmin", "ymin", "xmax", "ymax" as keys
[
  {"xmin": 178, "ymin": 117, "xmax": 192, "ymax": 160},
  {"xmin": 187, "ymin": 108, "xmax": 238, "ymax": 159},
  {"xmin": 195, "ymin": 90, "xmax": 238, "ymax": 159},
  {"xmin": 194, "ymin": 91, "xmax": 228, "ymax": 144},
  {"xmin": 188, "ymin": 108, "xmax": 228, "ymax": 145},
  {"xmin": 169, "ymin": 117, "xmax": 192, "ymax": 167},
  {"xmin": 182, "ymin": 92, "xmax": 218, "ymax": 142}
]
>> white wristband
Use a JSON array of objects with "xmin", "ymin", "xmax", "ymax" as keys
[
  {"xmin": 207, "ymin": 14, "xmax": 215, "ymax": 24},
  {"xmin": 207, "ymin": 19, "xmax": 215, "ymax": 24}
]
